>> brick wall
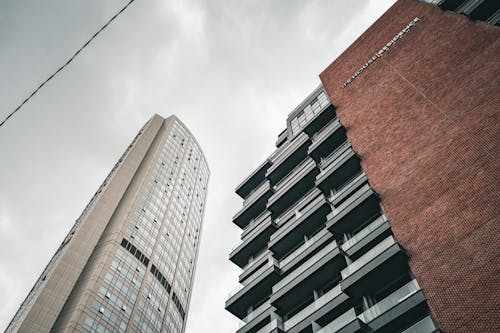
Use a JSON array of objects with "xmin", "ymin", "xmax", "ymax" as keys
[{"xmin": 319, "ymin": 1, "xmax": 500, "ymax": 332}]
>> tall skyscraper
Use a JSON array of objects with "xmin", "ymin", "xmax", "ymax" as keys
[
  {"xmin": 226, "ymin": 1, "xmax": 498, "ymax": 333},
  {"xmin": 7, "ymin": 115, "xmax": 209, "ymax": 333}
]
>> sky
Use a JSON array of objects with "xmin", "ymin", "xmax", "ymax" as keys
[{"xmin": 0, "ymin": 0, "xmax": 396, "ymax": 331}]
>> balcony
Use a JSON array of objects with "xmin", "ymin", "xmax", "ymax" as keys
[
  {"xmin": 233, "ymin": 180, "xmax": 274, "ymax": 229},
  {"xmin": 328, "ymin": 172, "xmax": 367, "ymax": 207},
  {"xmin": 279, "ymin": 228, "xmax": 333, "ymax": 274},
  {"xmin": 358, "ymin": 279, "xmax": 427, "ymax": 332},
  {"xmin": 273, "ymin": 188, "xmax": 320, "ymax": 227},
  {"xmin": 269, "ymin": 193, "xmax": 331, "ymax": 260},
  {"xmin": 326, "ymin": 184, "xmax": 380, "ymax": 237},
  {"xmin": 243, "ymin": 180, "xmax": 273, "ymax": 208},
  {"xmin": 303, "ymin": 103, "xmax": 336, "ymax": 136},
  {"xmin": 315, "ymin": 142, "xmax": 361, "ymax": 195},
  {"xmin": 237, "ymin": 300, "xmax": 274, "ymax": 333},
  {"xmin": 270, "ymin": 241, "xmax": 345, "ymax": 314},
  {"xmin": 239, "ymin": 250, "xmax": 270, "ymax": 283},
  {"xmin": 255, "ymin": 318, "xmax": 284, "ymax": 333},
  {"xmin": 266, "ymin": 132, "xmax": 310, "ymax": 185},
  {"xmin": 401, "ymin": 316, "xmax": 441, "ymax": 333},
  {"xmin": 226, "ymin": 255, "xmax": 281, "ymax": 319},
  {"xmin": 317, "ymin": 308, "xmax": 367, "ymax": 333},
  {"xmin": 308, "ymin": 119, "xmax": 346, "ymax": 162},
  {"xmin": 427, "ymin": 0, "xmax": 500, "ymax": 25},
  {"xmin": 275, "ymin": 128, "xmax": 287, "ymax": 148},
  {"xmin": 236, "ymin": 159, "xmax": 272, "ymax": 199},
  {"xmin": 267, "ymin": 157, "xmax": 319, "ymax": 217},
  {"xmin": 284, "ymin": 285, "xmax": 350, "ymax": 333},
  {"xmin": 286, "ymin": 87, "xmax": 336, "ymax": 138},
  {"xmin": 242, "ymin": 211, "xmax": 272, "ymax": 240},
  {"xmin": 340, "ymin": 236, "xmax": 408, "ymax": 298},
  {"xmin": 341, "ymin": 215, "xmax": 392, "ymax": 260},
  {"xmin": 231, "ymin": 212, "xmax": 276, "ymax": 269}
]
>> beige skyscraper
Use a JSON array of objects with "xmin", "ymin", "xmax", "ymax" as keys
[{"xmin": 7, "ymin": 115, "xmax": 209, "ymax": 333}]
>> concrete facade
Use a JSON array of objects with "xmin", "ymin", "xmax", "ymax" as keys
[{"xmin": 227, "ymin": 83, "xmax": 439, "ymax": 333}]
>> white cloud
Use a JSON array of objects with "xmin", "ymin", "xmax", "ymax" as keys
[{"xmin": 0, "ymin": 0, "xmax": 396, "ymax": 332}]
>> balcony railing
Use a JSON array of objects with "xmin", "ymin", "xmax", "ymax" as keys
[
  {"xmin": 358, "ymin": 279, "xmax": 421, "ymax": 323},
  {"xmin": 270, "ymin": 193, "xmax": 325, "ymax": 244},
  {"xmin": 241, "ymin": 250, "xmax": 269, "ymax": 272},
  {"xmin": 311, "ymin": 118, "xmax": 340, "ymax": 142},
  {"xmin": 317, "ymin": 308, "xmax": 358, "ymax": 333},
  {"xmin": 228, "ymin": 255, "xmax": 277, "ymax": 299},
  {"xmin": 279, "ymin": 228, "xmax": 331, "ymax": 268},
  {"xmin": 329, "ymin": 184, "xmax": 371, "ymax": 218},
  {"xmin": 232, "ymin": 225, "xmax": 271, "ymax": 259},
  {"xmin": 268, "ymin": 132, "xmax": 308, "ymax": 169},
  {"xmin": 242, "ymin": 210, "xmax": 271, "ymax": 239},
  {"xmin": 284, "ymin": 285, "xmax": 343, "ymax": 330},
  {"xmin": 243, "ymin": 180, "xmax": 270, "ymax": 206},
  {"xmin": 341, "ymin": 215, "xmax": 387, "ymax": 251},
  {"xmin": 328, "ymin": 171, "xmax": 365, "ymax": 203},
  {"xmin": 326, "ymin": 184, "xmax": 377, "ymax": 235},
  {"xmin": 273, "ymin": 241, "xmax": 337, "ymax": 293},
  {"xmin": 274, "ymin": 187, "xmax": 320, "ymax": 226},
  {"xmin": 341, "ymin": 236, "xmax": 396, "ymax": 279},
  {"xmin": 273, "ymin": 157, "xmax": 313, "ymax": 191},
  {"xmin": 319, "ymin": 141, "xmax": 350, "ymax": 169},
  {"xmin": 238, "ymin": 299, "xmax": 271, "ymax": 328},
  {"xmin": 268, "ymin": 139, "xmax": 289, "ymax": 161}
]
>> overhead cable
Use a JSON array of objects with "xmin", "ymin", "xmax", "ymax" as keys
[{"xmin": 0, "ymin": 0, "xmax": 136, "ymax": 128}]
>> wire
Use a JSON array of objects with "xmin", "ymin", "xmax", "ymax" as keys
[{"xmin": 0, "ymin": 0, "xmax": 137, "ymax": 129}]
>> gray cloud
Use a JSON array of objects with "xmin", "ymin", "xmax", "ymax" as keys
[{"xmin": 0, "ymin": 0, "xmax": 395, "ymax": 331}]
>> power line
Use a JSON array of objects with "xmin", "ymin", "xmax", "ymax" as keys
[{"xmin": 0, "ymin": 0, "xmax": 137, "ymax": 129}]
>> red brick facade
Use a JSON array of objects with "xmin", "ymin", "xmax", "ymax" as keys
[{"xmin": 320, "ymin": 1, "xmax": 499, "ymax": 332}]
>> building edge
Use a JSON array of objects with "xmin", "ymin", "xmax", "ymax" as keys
[{"xmin": 6, "ymin": 115, "xmax": 163, "ymax": 332}]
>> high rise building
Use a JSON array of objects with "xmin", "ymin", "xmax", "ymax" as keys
[
  {"xmin": 7, "ymin": 115, "xmax": 209, "ymax": 333},
  {"xmin": 226, "ymin": 1, "xmax": 498, "ymax": 333}
]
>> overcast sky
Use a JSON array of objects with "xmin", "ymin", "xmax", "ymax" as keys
[{"xmin": 0, "ymin": 0, "xmax": 396, "ymax": 331}]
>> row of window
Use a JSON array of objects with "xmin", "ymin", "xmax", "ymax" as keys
[
  {"xmin": 121, "ymin": 238, "xmax": 150, "ymax": 267},
  {"xmin": 171, "ymin": 292, "xmax": 186, "ymax": 320},
  {"xmin": 150, "ymin": 264, "xmax": 172, "ymax": 293}
]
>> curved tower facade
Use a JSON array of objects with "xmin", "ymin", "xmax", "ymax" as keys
[{"xmin": 7, "ymin": 114, "xmax": 209, "ymax": 333}]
